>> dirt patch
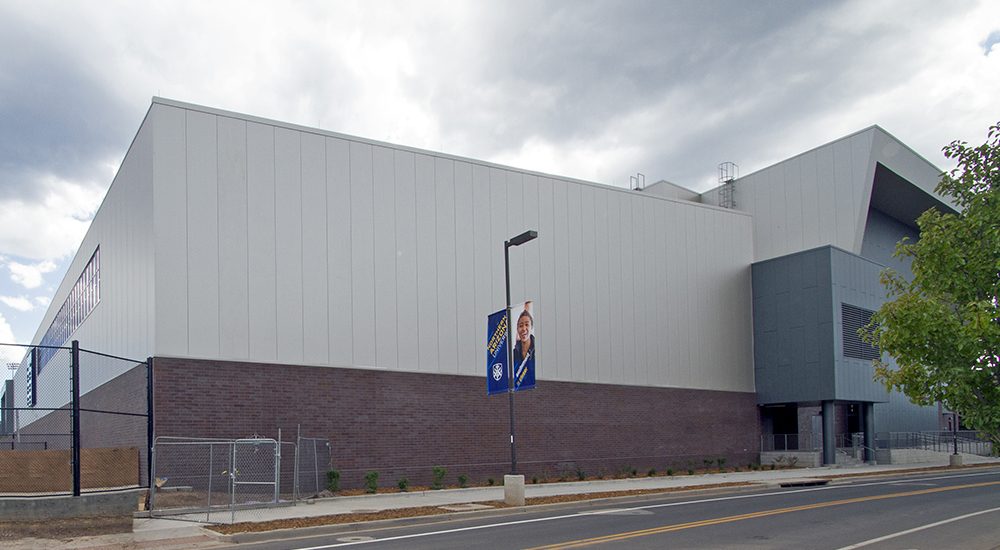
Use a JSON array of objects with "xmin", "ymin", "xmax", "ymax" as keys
[{"xmin": 0, "ymin": 515, "xmax": 132, "ymax": 541}]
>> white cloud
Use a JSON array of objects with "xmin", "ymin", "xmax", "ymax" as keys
[
  {"xmin": 0, "ymin": 296, "xmax": 34, "ymax": 312},
  {"xmin": 0, "ymin": 312, "xmax": 17, "ymax": 345},
  {"xmin": 0, "ymin": 176, "xmax": 104, "ymax": 262},
  {"xmin": 8, "ymin": 260, "xmax": 58, "ymax": 289},
  {"xmin": 35, "ymin": 296, "xmax": 50, "ymax": 308}
]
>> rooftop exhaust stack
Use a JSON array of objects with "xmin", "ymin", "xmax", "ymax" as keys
[{"xmin": 718, "ymin": 162, "xmax": 738, "ymax": 209}]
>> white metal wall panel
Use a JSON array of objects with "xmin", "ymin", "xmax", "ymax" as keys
[
  {"xmin": 618, "ymin": 192, "xmax": 636, "ymax": 385},
  {"xmin": 349, "ymin": 141, "xmax": 377, "ymax": 367},
  {"xmin": 783, "ymin": 157, "xmax": 804, "ymax": 254},
  {"xmin": 186, "ymin": 110, "xmax": 221, "ymax": 358},
  {"xmin": 470, "ymin": 164, "xmax": 493, "ymax": 375},
  {"xmin": 43, "ymin": 100, "xmax": 758, "ymax": 395},
  {"xmin": 550, "ymin": 178, "xmax": 572, "ymax": 382},
  {"xmin": 489, "ymin": 168, "xmax": 508, "ymax": 311},
  {"xmin": 799, "ymin": 151, "xmax": 821, "ymax": 250},
  {"xmin": 326, "ymin": 138, "xmax": 353, "ymax": 366},
  {"xmin": 152, "ymin": 104, "xmax": 189, "ymax": 355},
  {"xmin": 373, "ymin": 145, "xmax": 398, "ymax": 370},
  {"xmin": 301, "ymin": 132, "xmax": 329, "ymax": 365},
  {"xmin": 580, "ymin": 185, "xmax": 598, "ymax": 382},
  {"xmin": 607, "ymin": 191, "xmax": 624, "ymax": 384},
  {"xmin": 435, "ymin": 157, "xmax": 458, "ymax": 374},
  {"xmin": 593, "ymin": 187, "xmax": 612, "ymax": 383},
  {"xmin": 535, "ymin": 177, "xmax": 557, "ymax": 381},
  {"xmin": 274, "ymin": 128, "xmax": 305, "ymax": 363},
  {"xmin": 565, "ymin": 182, "xmax": 585, "ymax": 381},
  {"xmin": 414, "ymin": 153, "xmax": 439, "ymax": 371},
  {"xmin": 246, "ymin": 122, "xmax": 278, "ymax": 362},
  {"xmin": 394, "ymin": 150, "xmax": 419, "ymax": 369},
  {"xmin": 454, "ymin": 162, "xmax": 477, "ymax": 373},
  {"xmin": 217, "ymin": 117, "xmax": 250, "ymax": 360}
]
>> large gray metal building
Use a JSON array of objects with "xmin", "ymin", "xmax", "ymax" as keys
[{"xmin": 6, "ymin": 98, "xmax": 954, "ymax": 481}]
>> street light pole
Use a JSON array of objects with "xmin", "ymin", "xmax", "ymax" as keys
[{"xmin": 504, "ymin": 230, "xmax": 537, "ymax": 475}]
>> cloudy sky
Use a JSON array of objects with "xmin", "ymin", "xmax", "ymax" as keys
[{"xmin": 0, "ymin": 1, "xmax": 997, "ymax": 360}]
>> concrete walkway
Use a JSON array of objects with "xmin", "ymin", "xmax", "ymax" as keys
[{"xmin": 13, "ymin": 454, "xmax": 1000, "ymax": 549}]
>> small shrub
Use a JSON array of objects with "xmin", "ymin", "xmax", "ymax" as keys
[
  {"xmin": 576, "ymin": 467, "xmax": 586, "ymax": 481},
  {"xmin": 647, "ymin": 468, "xmax": 656, "ymax": 477},
  {"xmin": 396, "ymin": 477, "xmax": 408, "ymax": 492},
  {"xmin": 734, "ymin": 466, "xmax": 741, "ymax": 472},
  {"xmin": 432, "ymin": 466, "xmax": 447, "ymax": 489},
  {"xmin": 364, "ymin": 471, "xmax": 379, "ymax": 493},
  {"xmin": 769, "ymin": 463, "xmax": 776, "ymax": 470},
  {"xmin": 666, "ymin": 468, "xmax": 674, "ymax": 476},
  {"xmin": 487, "ymin": 477, "xmax": 495, "ymax": 486},
  {"xmin": 717, "ymin": 457, "xmax": 727, "ymax": 471},
  {"xmin": 532, "ymin": 476, "xmax": 538, "ymax": 484},
  {"xmin": 748, "ymin": 462, "xmax": 759, "ymax": 471},
  {"xmin": 326, "ymin": 470, "xmax": 340, "ymax": 492},
  {"xmin": 458, "ymin": 474, "xmax": 468, "ymax": 488},
  {"xmin": 629, "ymin": 466, "xmax": 638, "ymax": 477},
  {"xmin": 559, "ymin": 466, "xmax": 572, "ymax": 481},
  {"xmin": 687, "ymin": 459, "xmax": 696, "ymax": 475},
  {"xmin": 702, "ymin": 458, "xmax": 715, "ymax": 470},
  {"xmin": 786, "ymin": 456, "xmax": 799, "ymax": 467}
]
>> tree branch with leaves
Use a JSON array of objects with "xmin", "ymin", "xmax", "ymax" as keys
[{"xmin": 864, "ymin": 121, "xmax": 1000, "ymax": 450}]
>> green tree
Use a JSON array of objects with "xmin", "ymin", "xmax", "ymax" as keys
[{"xmin": 864, "ymin": 121, "xmax": 1000, "ymax": 449}]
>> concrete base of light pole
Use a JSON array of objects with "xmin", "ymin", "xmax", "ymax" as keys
[
  {"xmin": 950, "ymin": 454, "xmax": 963, "ymax": 467},
  {"xmin": 504, "ymin": 475, "xmax": 525, "ymax": 506}
]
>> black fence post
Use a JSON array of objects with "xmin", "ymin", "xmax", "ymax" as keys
[
  {"xmin": 71, "ymin": 340, "xmax": 81, "ymax": 497},
  {"xmin": 146, "ymin": 356, "xmax": 153, "ymax": 490}
]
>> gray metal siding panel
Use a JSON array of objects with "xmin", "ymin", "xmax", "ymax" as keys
[
  {"xmin": 153, "ymin": 105, "xmax": 189, "ymax": 356},
  {"xmin": 415, "ymin": 153, "xmax": 439, "ymax": 371},
  {"xmin": 275, "ymin": 128, "xmax": 304, "ymax": 363},
  {"xmin": 246, "ymin": 122, "xmax": 278, "ymax": 361},
  {"xmin": 326, "ymin": 137, "xmax": 353, "ymax": 366},
  {"xmin": 436, "ymin": 157, "xmax": 459, "ymax": 374},
  {"xmin": 454, "ymin": 162, "xmax": 477, "ymax": 374},
  {"xmin": 394, "ymin": 150, "xmax": 419, "ymax": 369},
  {"xmin": 301, "ymin": 132, "xmax": 330, "ymax": 365},
  {"xmin": 471, "ymin": 164, "xmax": 493, "ymax": 376},
  {"xmin": 373, "ymin": 145, "xmax": 398, "ymax": 369},
  {"xmin": 63, "ymin": 101, "xmax": 757, "ymax": 394},
  {"xmin": 349, "ymin": 141, "xmax": 377, "ymax": 367},
  {"xmin": 185, "ymin": 110, "xmax": 220, "ymax": 358},
  {"xmin": 217, "ymin": 117, "xmax": 250, "ymax": 360}
]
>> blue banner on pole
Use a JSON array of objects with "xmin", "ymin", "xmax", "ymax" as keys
[
  {"xmin": 486, "ymin": 309, "xmax": 508, "ymax": 395},
  {"xmin": 511, "ymin": 301, "xmax": 535, "ymax": 391}
]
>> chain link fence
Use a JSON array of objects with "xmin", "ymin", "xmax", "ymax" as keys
[
  {"xmin": 151, "ymin": 436, "xmax": 299, "ymax": 524},
  {"xmin": 0, "ymin": 342, "xmax": 149, "ymax": 497},
  {"xmin": 295, "ymin": 437, "xmax": 331, "ymax": 497}
]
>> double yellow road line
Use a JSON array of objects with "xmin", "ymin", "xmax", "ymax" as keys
[{"xmin": 526, "ymin": 480, "xmax": 1000, "ymax": 549}]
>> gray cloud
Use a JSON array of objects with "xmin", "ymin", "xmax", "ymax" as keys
[{"xmin": 0, "ymin": 9, "xmax": 133, "ymax": 200}]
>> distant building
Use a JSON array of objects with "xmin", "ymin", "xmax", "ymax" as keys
[{"xmin": 9, "ymin": 98, "xmax": 954, "ymax": 480}]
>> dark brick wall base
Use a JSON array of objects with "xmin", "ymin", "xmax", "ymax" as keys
[{"xmin": 153, "ymin": 357, "xmax": 760, "ymax": 490}]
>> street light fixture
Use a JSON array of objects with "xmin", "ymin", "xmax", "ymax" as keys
[{"xmin": 504, "ymin": 230, "xmax": 536, "ymax": 475}]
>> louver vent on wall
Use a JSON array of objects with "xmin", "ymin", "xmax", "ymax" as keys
[{"xmin": 842, "ymin": 303, "xmax": 880, "ymax": 361}]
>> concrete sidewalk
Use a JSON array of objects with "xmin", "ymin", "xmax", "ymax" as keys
[{"xmin": 12, "ymin": 455, "xmax": 1000, "ymax": 549}]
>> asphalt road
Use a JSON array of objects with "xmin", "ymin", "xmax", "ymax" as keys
[{"xmin": 240, "ymin": 467, "xmax": 1000, "ymax": 550}]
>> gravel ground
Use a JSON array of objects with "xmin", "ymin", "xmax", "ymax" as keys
[{"xmin": 0, "ymin": 515, "xmax": 132, "ymax": 542}]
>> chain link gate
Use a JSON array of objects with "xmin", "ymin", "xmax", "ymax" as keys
[{"xmin": 151, "ymin": 436, "xmax": 285, "ymax": 524}]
